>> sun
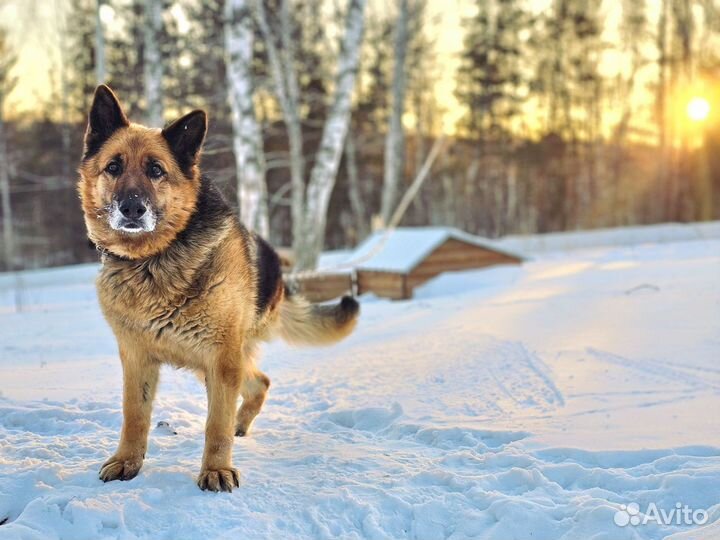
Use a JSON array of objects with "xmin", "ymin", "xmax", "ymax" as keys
[{"xmin": 687, "ymin": 97, "xmax": 710, "ymax": 122}]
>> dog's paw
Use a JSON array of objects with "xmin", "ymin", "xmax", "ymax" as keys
[
  {"xmin": 197, "ymin": 467, "xmax": 241, "ymax": 492},
  {"xmin": 99, "ymin": 455, "xmax": 143, "ymax": 483}
]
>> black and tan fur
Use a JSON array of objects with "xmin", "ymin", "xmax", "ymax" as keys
[{"xmin": 78, "ymin": 85, "xmax": 358, "ymax": 492}]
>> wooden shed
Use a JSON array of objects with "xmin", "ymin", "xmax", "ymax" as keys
[
  {"xmin": 287, "ymin": 271, "xmax": 353, "ymax": 303},
  {"xmin": 352, "ymin": 227, "xmax": 523, "ymax": 300}
]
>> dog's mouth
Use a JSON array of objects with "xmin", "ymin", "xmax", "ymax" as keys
[
  {"xmin": 117, "ymin": 220, "xmax": 145, "ymax": 234},
  {"xmin": 107, "ymin": 202, "xmax": 158, "ymax": 235}
]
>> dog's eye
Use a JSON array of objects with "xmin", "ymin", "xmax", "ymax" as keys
[
  {"xmin": 105, "ymin": 161, "xmax": 121, "ymax": 176},
  {"xmin": 148, "ymin": 163, "xmax": 165, "ymax": 179}
]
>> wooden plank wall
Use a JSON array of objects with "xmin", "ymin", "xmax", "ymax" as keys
[
  {"xmin": 291, "ymin": 272, "xmax": 354, "ymax": 303},
  {"xmin": 356, "ymin": 270, "xmax": 408, "ymax": 300}
]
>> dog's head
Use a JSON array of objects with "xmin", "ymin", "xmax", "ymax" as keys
[{"xmin": 78, "ymin": 85, "xmax": 207, "ymax": 259}]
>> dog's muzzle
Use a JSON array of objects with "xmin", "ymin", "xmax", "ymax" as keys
[{"xmin": 108, "ymin": 198, "xmax": 157, "ymax": 234}]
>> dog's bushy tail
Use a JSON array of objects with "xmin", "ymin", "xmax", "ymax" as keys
[{"xmin": 277, "ymin": 293, "xmax": 359, "ymax": 346}]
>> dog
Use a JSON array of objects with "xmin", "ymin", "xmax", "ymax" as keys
[{"xmin": 78, "ymin": 85, "xmax": 359, "ymax": 492}]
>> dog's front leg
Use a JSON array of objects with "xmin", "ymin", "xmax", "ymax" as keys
[
  {"xmin": 198, "ymin": 359, "xmax": 242, "ymax": 492},
  {"xmin": 100, "ymin": 345, "xmax": 159, "ymax": 482}
]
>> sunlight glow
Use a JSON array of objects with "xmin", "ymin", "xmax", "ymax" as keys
[
  {"xmin": 687, "ymin": 97, "xmax": 710, "ymax": 122},
  {"xmin": 99, "ymin": 4, "xmax": 115, "ymax": 25}
]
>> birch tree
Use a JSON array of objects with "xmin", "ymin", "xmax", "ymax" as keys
[
  {"xmin": 254, "ymin": 0, "xmax": 305, "ymax": 245},
  {"xmin": 104, "ymin": 2, "xmax": 144, "ymax": 120},
  {"xmin": 56, "ymin": 2, "xmax": 72, "ymax": 182},
  {"xmin": 609, "ymin": 0, "xmax": 647, "ymax": 224},
  {"xmin": 65, "ymin": 0, "xmax": 97, "ymax": 115},
  {"xmin": 295, "ymin": 0, "xmax": 367, "ymax": 270},
  {"xmin": 656, "ymin": 0, "xmax": 670, "ymax": 222},
  {"xmin": 0, "ymin": 31, "xmax": 17, "ymax": 271},
  {"xmin": 344, "ymin": 128, "xmax": 368, "ymax": 239},
  {"xmin": 224, "ymin": 0, "xmax": 269, "ymax": 236},
  {"xmin": 380, "ymin": 0, "xmax": 409, "ymax": 225},
  {"xmin": 95, "ymin": 0, "xmax": 106, "ymax": 84},
  {"xmin": 254, "ymin": 0, "xmax": 366, "ymax": 269},
  {"xmin": 143, "ymin": 0, "xmax": 164, "ymax": 126}
]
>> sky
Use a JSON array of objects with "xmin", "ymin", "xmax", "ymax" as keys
[
  {"xmin": 4, "ymin": 0, "xmax": 501, "ymax": 131},
  {"xmin": 1, "ymin": 0, "xmax": 65, "ymax": 113},
  {"xmin": 0, "ymin": 0, "xmax": 712, "ymax": 138}
]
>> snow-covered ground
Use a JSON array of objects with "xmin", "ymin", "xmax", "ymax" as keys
[{"xmin": 1, "ymin": 231, "xmax": 719, "ymax": 539}]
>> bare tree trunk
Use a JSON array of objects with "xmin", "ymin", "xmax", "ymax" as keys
[
  {"xmin": 442, "ymin": 174, "xmax": 454, "ymax": 226},
  {"xmin": 388, "ymin": 136, "xmax": 445, "ymax": 229},
  {"xmin": 345, "ymin": 128, "xmax": 368, "ymax": 240},
  {"xmin": 611, "ymin": 59, "xmax": 641, "ymax": 225},
  {"xmin": 95, "ymin": 0, "xmax": 106, "ymax": 84},
  {"xmin": 380, "ymin": 0, "xmax": 409, "ymax": 225},
  {"xmin": 656, "ymin": 0, "xmax": 669, "ymax": 223},
  {"xmin": 673, "ymin": 0, "xmax": 693, "ymax": 221},
  {"xmin": 0, "ymin": 30, "xmax": 17, "ymax": 274},
  {"xmin": 295, "ymin": 0, "xmax": 366, "ymax": 270},
  {"xmin": 410, "ymin": 89, "xmax": 427, "ymax": 224},
  {"xmin": 464, "ymin": 158, "xmax": 480, "ymax": 231},
  {"xmin": 224, "ymin": 0, "xmax": 269, "ymax": 237},
  {"xmin": 143, "ymin": 0, "xmax": 164, "ymax": 126},
  {"xmin": 56, "ymin": 0, "xmax": 71, "ymax": 183},
  {"xmin": 279, "ymin": 0, "xmax": 306, "ymax": 250},
  {"xmin": 254, "ymin": 0, "xmax": 305, "ymax": 247},
  {"xmin": 0, "ymin": 113, "xmax": 13, "ymax": 272},
  {"xmin": 506, "ymin": 161, "xmax": 517, "ymax": 233}
]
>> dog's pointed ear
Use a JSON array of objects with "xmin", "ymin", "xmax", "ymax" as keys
[
  {"xmin": 162, "ymin": 110, "xmax": 207, "ymax": 176},
  {"xmin": 84, "ymin": 85, "xmax": 129, "ymax": 160}
]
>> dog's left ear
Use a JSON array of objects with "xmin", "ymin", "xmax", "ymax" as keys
[{"xmin": 162, "ymin": 110, "xmax": 207, "ymax": 176}]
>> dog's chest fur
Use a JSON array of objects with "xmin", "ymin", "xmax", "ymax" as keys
[
  {"xmin": 97, "ymin": 251, "xmax": 230, "ymax": 354},
  {"xmin": 98, "ymin": 254, "xmax": 222, "ymax": 339}
]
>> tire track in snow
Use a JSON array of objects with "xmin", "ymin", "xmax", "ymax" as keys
[
  {"xmin": 587, "ymin": 348, "xmax": 720, "ymax": 392},
  {"xmin": 278, "ymin": 332, "xmax": 566, "ymax": 426}
]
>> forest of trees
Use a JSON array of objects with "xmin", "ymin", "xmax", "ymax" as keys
[{"xmin": 0, "ymin": 0, "xmax": 719, "ymax": 272}]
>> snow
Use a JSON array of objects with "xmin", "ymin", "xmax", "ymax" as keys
[
  {"xmin": 1, "ymin": 230, "xmax": 719, "ymax": 539},
  {"xmin": 496, "ymin": 220, "xmax": 720, "ymax": 254},
  {"xmin": 342, "ymin": 227, "xmax": 523, "ymax": 273},
  {"xmin": 316, "ymin": 249, "xmax": 353, "ymax": 272}
]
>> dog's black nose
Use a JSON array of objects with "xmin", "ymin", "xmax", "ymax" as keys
[{"xmin": 119, "ymin": 198, "xmax": 147, "ymax": 219}]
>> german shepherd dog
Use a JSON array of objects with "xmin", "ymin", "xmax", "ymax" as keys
[{"xmin": 78, "ymin": 85, "xmax": 359, "ymax": 492}]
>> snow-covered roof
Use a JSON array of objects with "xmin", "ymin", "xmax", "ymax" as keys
[{"xmin": 347, "ymin": 227, "xmax": 524, "ymax": 273}]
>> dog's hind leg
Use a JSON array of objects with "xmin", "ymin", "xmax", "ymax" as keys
[
  {"xmin": 100, "ymin": 344, "xmax": 159, "ymax": 483},
  {"xmin": 235, "ymin": 370, "xmax": 270, "ymax": 437}
]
